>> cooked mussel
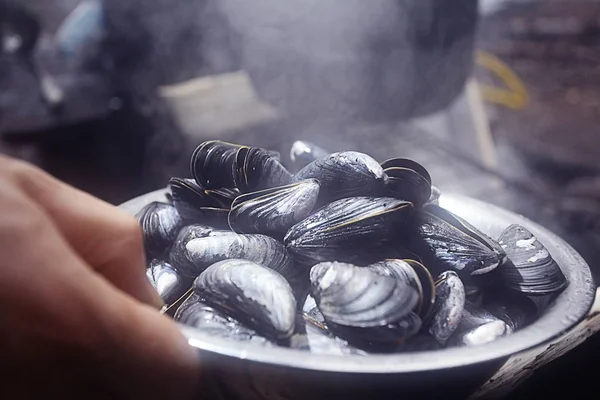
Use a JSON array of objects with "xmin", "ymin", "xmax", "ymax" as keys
[
  {"xmin": 146, "ymin": 259, "xmax": 190, "ymax": 307},
  {"xmin": 169, "ymin": 231, "xmax": 300, "ymax": 289},
  {"xmin": 381, "ymin": 158, "xmax": 432, "ymax": 208},
  {"xmin": 190, "ymin": 140, "xmax": 244, "ymax": 189},
  {"xmin": 136, "ymin": 201, "xmax": 183, "ymax": 260},
  {"xmin": 407, "ymin": 204, "xmax": 506, "ymax": 279},
  {"xmin": 310, "ymin": 261, "xmax": 422, "ymax": 351},
  {"xmin": 168, "ymin": 177, "xmax": 230, "ymax": 227},
  {"xmin": 368, "ymin": 259, "xmax": 435, "ymax": 320},
  {"xmin": 428, "ymin": 270, "xmax": 466, "ymax": 345},
  {"xmin": 289, "ymin": 140, "xmax": 330, "ymax": 172},
  {"xmin": 193, "ymin": 259, "xmax": 297, "ymax": 341},
  {"xmin": 496, "ymin": 224, "xmax": 567, "ymax": 296},
  {"xmin": 233, "ymin": 146, "xmax": 294, "ymax": 193},
  {"xmin": 448, "ymin": 301, "xmax": 511, "ymax": 347},
  {"xmin": 228, "ymin": 180, "xmax": 320, "ymax": 238},
  {"xmin": 294, "ymin": 151, "xmax": 387, "ymax": 205},
  {"xmin": 285, "ymin": 197, "xmax": 414, "ymax": 265},
  {"xmin": 174, "ymin": 293, "xmax": 272, "ymax": 346}
]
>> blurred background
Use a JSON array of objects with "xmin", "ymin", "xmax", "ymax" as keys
[{"xmin": 1, "ymin": 0, "xmax": 599, "ymax": 397}]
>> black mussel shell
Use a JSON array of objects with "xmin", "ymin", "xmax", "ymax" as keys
[
  {"xmin": 168, "ymin": 177, "xmax": 230, "ymax": 227},
  {"xmin": 284, "ymin": 197, "xmax": 414, "ymax": 265},
  {"xmin": 407, "ymin": 204, "xmax": 506, "ymax": 279},
  {"xmin": 194, "ymin": 259, "xmax": 297, "ymax": 341},
  {"xmin": 190, "ymin": 140, "xmax": 244, "ymax": 189},
  {"xmin": 136, "ymin": 201, "xmax": 183, "ymax": 260},
  {"xmin": 228, "ymin": 180, "xmax": 320, "ymax": 239},
  {"xmin": 146, "ymin": 259, "xmax": 190, "ymax": 307},
  {"xmin": 204, "ymin": 187, "xmax": 240, "ymax": 209},
  {"xmin": 368, "ymin": 259, "xmax": 434, "ymax": 319},
  {"xmin": 294, "ymin": 151, "xmax": 387, "ymax": 205},
  {"xmin": 496, "ymin": 224, "xmax": 568, "ymax": 296},
  {"xmin": 397, "ymin": 333, "xmax": 442, "ymax": 353},
  {"xmin": 289, "ymin": 140, "xmax": 330, "ymax": 173},
  {"xmin": 381, "ymin": 158, "xmax": 432, "ymax": 208},
  {"xmin": 170, "ymin": 231, "xmax": 301, "ymax": 291},
  {"xmin": 310, "ymin": 262, "xmax": 421, "ymax": 351},
  {"xmin": 174, "ymin": 293, "xmax": 272, "ymax": 346},
  {"xmin": 428, "ymin": 271, "xmax": 466, "ymax": 345},
  {"xmin": 482, "ymin": 288, "xmax": 538, "ymax": 331},
  {"xmin": 167, "ymin": 225, "xmax": 230, "ymax": 276},
  {"xmin": 233, "ymin": 147, "xmax": 294, "ymax": 193}
]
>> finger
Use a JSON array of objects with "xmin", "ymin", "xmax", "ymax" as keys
[
  {"xmin": 2, "ymin": 156, "xmax": 163, "ymax": 308},
  {"xmin": 0, "ymin": 185, "xmax": 200, "ymax": 398}
]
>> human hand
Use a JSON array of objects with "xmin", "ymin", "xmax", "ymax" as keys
[{"xmin": 0, "ymin": 155, "xmax": 201, "ymax": 399}]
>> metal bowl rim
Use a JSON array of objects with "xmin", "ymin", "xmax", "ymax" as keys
[{"xmin": 121, "ymin": 189, "xmax": 596, "ymax": 373}]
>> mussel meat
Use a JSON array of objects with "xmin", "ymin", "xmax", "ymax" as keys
[
  {"xmin": 193, "ymin": 259, "xmax": 297, "ymax": 341},
  {"xmin": 190, "ymin": 140, "xmax": 243, "ymax": 189},
  {"xmin": 285, "ymin": 197, "xmax": 414, "ymax": 265},
  {"xmin": 289, "ymin": 140, "xmax": 330, "ymax": 172},
  {"xmin": 407, "ymin": 204, "xmax": 506, "ymax": 279},
  {"xmin": 381, "ymin": 158, "xmax": 432, "ymax": 208},
  {"xmin": 136, "ymin": 201, "xmax": 183, "ymax": 260},
  {"xmin": 448, "ymin": 301, "xmax": 511, "ymax": 347},
  {"xmin": 310, "ymin": 261, "xmax": 422, "ymax": 351},
  {"xmin": 428, "ymin": 270, "xmax": 466, "ymax": 345},
  {"xmin": 228, "ymin": 180, "xmax": 320, "ymax": 238},
  {"xmin": 174, "ymin": 293, "xmax": 272, "ymax": 346},
  {"xmin": 146, "ymin": 259, "xmax": 190, "ymax": 307},
  {"xmin": 168, "ymin": 177, "xmax": 230, "ymax": 227},
  {"xmin": 294, "ymin": 151, "xmax": 387, "ymax": 205},
  {"xmin": 496, "ymin": 224, "xmax": 567, "ymax": 296},
  {"xmin": 233, "ymin": 146, "xmax": 294, "ymax": 193}
]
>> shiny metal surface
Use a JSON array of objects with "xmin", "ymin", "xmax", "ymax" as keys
[{"xmin": 120, "ymin": 189, "xmax": 595, "ymax": 398}]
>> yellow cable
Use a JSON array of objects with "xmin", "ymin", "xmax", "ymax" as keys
[{"xmin": 475, "ymin": 51, "xmax": 529, "ymax": 110}]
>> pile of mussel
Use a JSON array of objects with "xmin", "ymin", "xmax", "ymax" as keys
[{"xmin": 138, "ymin": 140, "xmax": 568, "ymax": 354}]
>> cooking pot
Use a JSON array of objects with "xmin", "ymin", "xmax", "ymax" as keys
[{"xmin": 120, "ymin": 189, "xmax": 595, "ymax": 400}]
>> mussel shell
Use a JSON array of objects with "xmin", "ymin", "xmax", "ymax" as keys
[
  {"xmin": 289, "ymin": 140, "xmax": 330, "ymax": 172},
  {"xmin": 228, "ymin": 180, "xmax": 320, "ymax": 238},
  {"xmin": 381, "ymin": 158, "xmax": 432, "ymax": 208},
  {"xmin": 194, "ymin": 259, "xmax": 297, "ymax": 340},
  {"xmin": 482, "ymin": 288, "xmax": 538, "ymax": 331},
  {"xmin": 205, "ymin": 187, "xmax": 240, "ymax": 209},
  {"xmin": 404, "ymin": 259, "xmax": 436, "ymax": 320},
  {"xmin": 136, "ymin": 201, "xmax": 183, "ymax": 260},
  {"xmin": 190, "ymin": 140, "xmax": 243, "ymax": 189},
  {"xmin": 429, "ymin": 271, "xmax": 466, "ymax": 345},
  {"xmin": 425, "ymin": 185, "xmax": 442, "ymax": 206},
  {"xmin": 233, "ymin": 147, "xmax": 294, "ymax": 193},
  {"xmin": 310, "ymin": 262, "xmax": 421, "ymax": 350},
  {"xmin": 294, "ymin": 151, "xmax": 387, "ymax": 205},
  {"xmin": 168, "ymin": 177, "xmax": 230, "ymax": 227},
  {"xmin": 146, "ymin": 259, "xmax": 190, "ymax": 306},
  {"xmin": 168, "ymin": 224, "xmax": 227, "ymax": 276},
  {"xmin": 397, "ymin": 333, "xmax": 442, "ymax": 353},
  {"xmin": 407, "ymin": 205, "xmax": 505, "ymax": 278},
  {"xmin": 171, "ymin": 232, "xmax": 300, "ymax": 290},
  {"xmin": 496, "ymin": 224, "xmax": 568, "ymax": 296},
  {"xmin": 284, "ymin": 197, "xmax": 414, "ymax": 265},
  {"xmin": 174, "ymin": 294, "xmax": 272, "ymax": 346}
]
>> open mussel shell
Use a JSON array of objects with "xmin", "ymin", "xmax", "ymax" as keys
[
  {"xmin": 368, "ymin": 259, "xmax": 435, "ymax": 320},
  {"xmin": 285, "ymin": 196, "xmax": 414, "ymax": 265},
  {"xmin": 309, "ymin": 262, "xmax": 422, "ymax": 351},
  {"xmin": 193, "ymin": 259, "xmax": 297, "ymax": 341},
  {"xmin": 174, "ymin": 293, "xmax": 272, "ymax": 347},
  {"xmin": 428, "ymin": 270, "xmax": 466, "ymax": 345},
  {"xmin": 228, "ymin": 180, "xmax": 320, "ymax": 239},
  {"xmin": 135, "ymin": 201, "xmax": 183, "ymax": 260},
  {"xmin": 294, "ymin": 151, "xmax": 387, "ymax": 205},
  {"xmin": 289, "ymin": 140, "xmax": 330, "ymax": 172},
  {"xmin": 233, "ymin": 147, "xmax": 294, "ymax": 193},
  {"xmin": 167, "ymin": 177, "xmax": 230, "ymax": 227},
  {"xmin": 169, "ymin": 231, "xmax": 301, "ymax": 291},
  {"xmin": 407, "ymin": 204, "xmax": 506, "ymax": 279},
  {"xmin": 482, "ymin": 287, "xmax": 538, "ymax": 331},
  {"xmin": 496, "ymin": 224, "xmax": 568, "ymax": 296},
  {"xmin": 190, "ymin": 140, "xmax": 244, "ymax": 189},
  {"xmin": 381, "ymin": 158, "xmax": 432, "ymax": 208},
  {"xmin": 146, "ymin": 259, "xmax": 190, "ymax": 307}
]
